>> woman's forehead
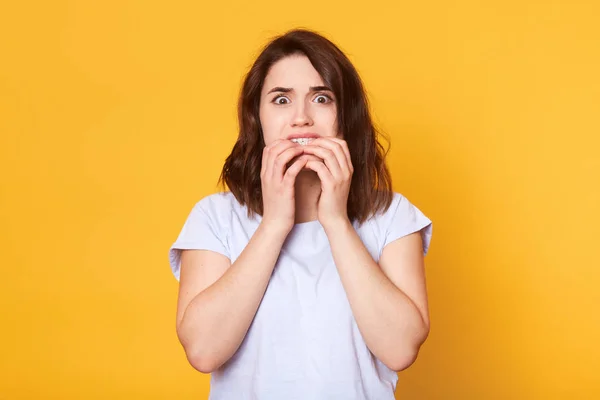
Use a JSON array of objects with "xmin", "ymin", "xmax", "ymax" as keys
[{"xmin": 263, "ymin": 55, "xmax": 325, "ymax": 91}]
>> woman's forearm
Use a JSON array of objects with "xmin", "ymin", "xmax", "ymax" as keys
[{"xmin": 325, "ymin": 219, "xmax": 429, "ymax": 371}]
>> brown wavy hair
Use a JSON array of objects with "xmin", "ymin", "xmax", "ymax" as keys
[{"xmin": 218, "ymin": 28, "xmax": 393, "ymax": 224}]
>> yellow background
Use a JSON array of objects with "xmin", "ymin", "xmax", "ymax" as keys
[{"xmin": 1, "ymin": 0, "xmax": 599, "ymax": 398}]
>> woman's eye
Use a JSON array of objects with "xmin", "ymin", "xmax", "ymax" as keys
[
  {"xmin": 273, "ymin": 96, "xmax": 290, "ymax": 105},
  {"xmin": 314, "ymin": 94, "xmax": 332, "ymax": 104}
]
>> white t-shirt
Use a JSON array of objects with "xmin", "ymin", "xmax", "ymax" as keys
[{"xmin": 169, "ymin": 191, "xmax": 433, "ymax": 400}]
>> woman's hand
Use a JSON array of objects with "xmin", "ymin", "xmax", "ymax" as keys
[
  {"xmin": 260, "ymin": 139, "xmax": 310, "ymax": 235},
  {"xmin": 301, "ymin": 137, "xmax": 354, "ymax": 229}
]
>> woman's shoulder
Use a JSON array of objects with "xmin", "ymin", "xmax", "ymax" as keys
[
  {"xmin": 192, "ymin": 190, "xmax": 239, "ymax": 213},
  {"xmin": 195, "ymin": 190, "xmax": 236, "ymax": 207},
  {"xmin": 367, "ymin": 191, "xmax": 409, "ymax": 220},
  {"xmin": 192, "ymin": 191, "xmax": 250, "ymax": 223},
  {"xmin": 361, "ymin": 190, "xmax": 430, "ymax": 229},
  {"xmin": 360, "ymin": 190, "xmax": 433, "ymax": 255}
]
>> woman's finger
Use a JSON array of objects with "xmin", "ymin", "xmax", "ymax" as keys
[
  {"xmin": 327, "ymin": 137, "xmax": 353, "ymax": 173},
  {"xmin": 306, "ymin": 138, "xmax": 351, "ymax": 177},
  {"xmin": 263, "ymin": 140, "xmax": 298, "ymax": 179},
  {"xmin": 275, "ymin": 146, "xmax": 305, "ymax": 178},
  {"xmin": 304, "ymin": 160, "xmax": 334, "ymax": 187},
  {"xmin": 301, "ymin": 145, "xmax": 342, "ymax": 179},
  {"xmin": 283, "ymin": 156, "xmax": 310, "ymax": 186}
]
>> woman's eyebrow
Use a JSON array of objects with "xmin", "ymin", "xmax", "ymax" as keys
[
  {"xmin": 309, "ymin": 86, "xmax": 332, "ymax": 92},
  {"xmin": 267, "ymin": 87, "xmax": 293, "ymax": 94},
  {"xmin": 266, "ymin": 86, "xmax": 333, "ymax": 94}
]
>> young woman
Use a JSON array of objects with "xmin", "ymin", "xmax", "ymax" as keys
[{"xmin": 169, "ymin": 29, "xmax": 433, "ymax": 400}]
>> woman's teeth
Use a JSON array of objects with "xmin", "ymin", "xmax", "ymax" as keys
[{"xmin": 290, "ymin": 138, "xmax": 315, "ymax": 145}]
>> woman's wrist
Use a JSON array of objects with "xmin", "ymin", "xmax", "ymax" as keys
[{"xmin": 257, "ymin": 219, "xmax": 292, "ymax": 242}]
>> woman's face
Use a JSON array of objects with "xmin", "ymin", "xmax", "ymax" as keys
[{"xmin": 259, "ymin": 54, "xmax": 339, "ymax": 147}]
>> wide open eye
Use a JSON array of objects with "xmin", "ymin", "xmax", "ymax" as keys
[
  {"xmin": 313, "ymin": 94, "xmax": 333, "ymax": 104},
  {"xmin": 272, "ymin": 95, "xmax": 290, "ymax": 105}
]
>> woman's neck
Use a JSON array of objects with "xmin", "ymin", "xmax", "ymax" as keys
[{"xmin": 293, "ymin": 170, "xmax": 322, "ymax": 224}]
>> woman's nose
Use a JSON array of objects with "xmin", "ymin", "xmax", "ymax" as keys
[{"xmin": 291, "ymin": 102, "xmax": 313, "ymax": 127}]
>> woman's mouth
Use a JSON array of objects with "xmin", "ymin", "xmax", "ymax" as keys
[{"xmin": 290, "ymin": 137, "xmax": 316, "ymax": 146}]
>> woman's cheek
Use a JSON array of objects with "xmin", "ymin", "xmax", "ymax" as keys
[{"xmin": 260, "ymin": 115, "xmax": 280, "ymax": 146}]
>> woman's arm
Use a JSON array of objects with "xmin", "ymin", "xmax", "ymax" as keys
[
  {"xmin": 176, "ymin": 140, "xmax": 310, "ymax": 373},
  {"xmin": 325, "ymin": 221, "xmax": 430, "ymax": 372},
  {"xmin": 300, "ymin": 137, "xmax": 430, "ymax": 371},
  {"xmin": 176, "ymin": 223, "xmax": 288, "ymax": 373}
]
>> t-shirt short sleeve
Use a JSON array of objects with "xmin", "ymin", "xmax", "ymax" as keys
[
  {"xmin": 168, "ymin": 196, "xmax": 230, "ymax": 281},
  {"xmin": 382, "ymin": 193, "xmax": 433, "ymax": 257}
]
